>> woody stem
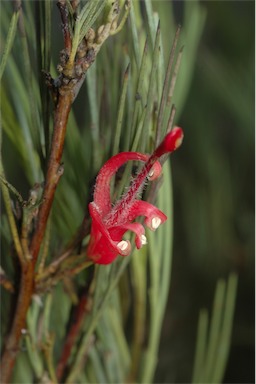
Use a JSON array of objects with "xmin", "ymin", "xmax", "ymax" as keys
[{"xmin": 0, "ymin": 92, "xmax": 72, "ymax": 383}]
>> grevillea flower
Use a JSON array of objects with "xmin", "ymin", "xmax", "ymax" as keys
[{"xmin": 87, "ymin": 126, "xmax": 184, "ymax": 264}]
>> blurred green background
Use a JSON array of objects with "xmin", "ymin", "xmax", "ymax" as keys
[{"xmin": 155, "ymin": 1, "xmax": 254, "ymax": 383}]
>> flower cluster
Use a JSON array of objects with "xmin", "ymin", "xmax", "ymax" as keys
[{"xmin": 87, "ymin": 127, "xmax": 184, "ymax": 264}]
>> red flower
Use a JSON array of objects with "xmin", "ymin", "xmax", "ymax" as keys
[{"xmin": 87, "ymin": 127, "xmax": 184, "ymax": 264}]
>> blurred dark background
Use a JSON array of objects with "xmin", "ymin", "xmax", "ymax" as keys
[{"xmin": 155, "ymin": 1, "xmax": 254, "ymax": 383}]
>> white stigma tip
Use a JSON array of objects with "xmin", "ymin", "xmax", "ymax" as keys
[
  {"xmin": 175, "ymin": 137, "xmax": 183, "ymax": 149},
  {"xmin": 151, "ymin": 217, "xmax": 161, "ymax": 230},
  {"xmin": 148, "ymin": 169, "xmax": 154, "ymax": 178},
  {"xmin": 117, "ymin": 240, "xmax": 129, "ymax": 251},
  {"xmin": 141, "ymin": 235, "xmax": 147, "ymax": 245}
]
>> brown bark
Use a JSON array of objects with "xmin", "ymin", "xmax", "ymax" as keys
[{"xmin": 0, "ymin": 92, "xmax": 72, "ymax": 383}]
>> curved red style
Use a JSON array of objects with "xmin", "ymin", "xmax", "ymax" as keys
[{"xmin": 87, "ymin": 126, "xmax": 184, "ymax": 264}]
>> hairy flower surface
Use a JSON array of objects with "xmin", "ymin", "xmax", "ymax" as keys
[{"xmin": 87, "ymin": 127, "xmax": 184, "ymax": 264}]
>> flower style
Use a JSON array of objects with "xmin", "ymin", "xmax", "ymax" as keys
[{"xmin": 87, "ymin": 126, "xmax": 184, "ymax": 264}]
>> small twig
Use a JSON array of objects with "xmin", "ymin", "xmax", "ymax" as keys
[
  {"xmin": 57, "ymin": 0, "xmax": 72, "ymax": 54},
  {"xmin": 64, "ymin": 257, "xmax": 93, "ymax": 278},
  {"xmin": 35, "ymin": 216, "xmax": 90, "ymax": 283},
  {"xmin": 0, "ymin": 175, "xmax": 24, "ymax": 205},
  {"xmin": 35, "ymin": 252, "xmax": 92, "ymax": 294},
  {"xmin": 56, "ymin": 291, "xmax": 91, "ymax": 381}
]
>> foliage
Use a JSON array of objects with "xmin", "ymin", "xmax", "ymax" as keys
[{"xmin": 0, "ymin": 1, "xmax": 242, "ymax": 383}]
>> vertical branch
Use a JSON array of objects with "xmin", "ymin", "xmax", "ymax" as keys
[
  {"xmin": 30, "ymin": 92, "xmax": 72, "ymax": 263},
  {"xmin": 0, "ymin": 91, "xmax": 72, "ymax": 383},
  {"xmin": 0, "ymin": 262, "xmax": 34, "ymax": 382},
  {"xmin": 57, "ymin": 0, "xmax": 72, "ymax": 54},
  {"xmin": 56, "ymin": 293, "xmax": 89, "ymax": 381}
]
